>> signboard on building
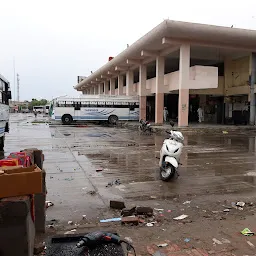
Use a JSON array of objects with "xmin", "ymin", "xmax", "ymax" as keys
[{"xmin": 77, "ymin": 76, "xmax": 87, "ymax": 83}]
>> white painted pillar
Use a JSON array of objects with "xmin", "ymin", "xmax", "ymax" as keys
[
  {"xmin": 126, "ymin": 70, "xmax": 134, "ymax": 96},
  {"xmin": 110, "ymin": 78, "xmax": 115, "ymax": 95},
  {"xmin": 103, "ymin": 81, "xmax": 108, "ymax": 95},
  {"xmin": 99, "ymin": 83, "xmax": 104, "ymax": 94},
  {"xmin": 139, "ymin": 65, "xmax": 147, "ymax": 96},
  {"xmin": 90, "ymin": 87, "xmax": 93, "ymax": 94},
  {"xmin": 139, "ymin": 64, "xmax": 147, "ymax": 120},
  {"xmin": 178, "ymin": 44, "xmax": 190, "ymax": 127},
  {"xmin": 117, "ymin": 74, "xmax": 124, "ymax": 95},
  {"xmin": 155, "ymin": 56, "xmax": 165, "ymax": 124}
]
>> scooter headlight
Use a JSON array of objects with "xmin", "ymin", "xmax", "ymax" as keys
[
  {"xmin": 166, "ymin": 145, "xmax": 169, "ymax": 151},
  {"xmin": 174, "ymin": 148, "xmax": 179, "ymax": 153}
]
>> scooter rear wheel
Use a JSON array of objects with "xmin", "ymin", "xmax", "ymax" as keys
[{"xmin": 160, "ymin": 164, "xmax": 175, "ymax": 181}]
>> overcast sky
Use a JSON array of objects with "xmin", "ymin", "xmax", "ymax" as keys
[{"xmin": 0, "ymin": 0, "xmax": 256, "ymax": 101}]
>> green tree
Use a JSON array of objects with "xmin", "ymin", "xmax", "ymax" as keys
[{"xmin": 28, "ymin": 99, "xmax": 49, "ymax": 110}]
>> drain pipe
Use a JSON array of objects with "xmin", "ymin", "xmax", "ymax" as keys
[{"xmin": 249, "ymin": 52, "xmax": 256, "ymax": 125}]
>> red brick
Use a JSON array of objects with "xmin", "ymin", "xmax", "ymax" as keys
[
  {"xmin": 165, "ymin": 244, "xmax": 181, "ymax": 253},
  {"xmin": 167, "ymin": 253, "xmax": 188, "ymax": 256},
  {"xmin": 195, "ymin": 248, "xmax": 208, "ymax": 256},
  {"xmin": 121, "ymin": 216, "xmax": 139, "ymax": 225},
  {"xmin": 191, "ymin": 249, "xmax": 208, "ymax": 256}
]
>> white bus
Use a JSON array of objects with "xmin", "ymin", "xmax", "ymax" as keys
[
  {"xmin": 50, "ymin": 95, "xmax": 139, "ymax": 125},
  {"xmin": 33, "ymin": 106, "xmax": 44, "ymax": 114}
]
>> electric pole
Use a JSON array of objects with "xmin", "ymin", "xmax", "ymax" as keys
[{"xmin": 17, "ymin": 73, "xmax": 20, "ymax": 102}]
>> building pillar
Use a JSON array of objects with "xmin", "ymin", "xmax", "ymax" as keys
[
  {"xmin": 250, "ymin": 52, "xmax": 256, "ymax": 125},
  {"xmin": 90, "ymin": 87, "xmax": 94, "ymax": 94},
  {"xmin": 103, "ymin": 81, "xmax": 108, "ymax": 95},
  {"xmin": 118, "ymin": 74, "xmax": 124, "ymax": 95},
  {"xmin": 110, "ymin": 78, "xmax": 115, "ymax": 95},
  {"xmin": 98, "ymin": 84, "xmax": 103, "ymax": 94},
  {"xmin": 155, "ymin": 56, "xmax": 165, "ymax": 124},
  {"xmin": 82, "ymin": 90, "xmax": 86, "ymax": 95},
  {"xmin": 126, "ymin": 70, "xmax": 134, "ymax": 96},
  {"xmin": 139, "ymin": 64, "xmax": 147, "ymax": 120},
  {"xmin": 178, "ymin": 44, "xmax": 190, "ymax": 127}
]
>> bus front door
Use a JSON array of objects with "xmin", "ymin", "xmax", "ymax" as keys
[
  {"xmin": 129, "ymin": 103, "xmax": 136, "ymax": 120},
  {"xmin": 74, "ymin": 102, "xmax": 81, "ymax": 121}
]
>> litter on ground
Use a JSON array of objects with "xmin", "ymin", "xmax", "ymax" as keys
[{"xmin": 173, "ymin": 214, "xmax": 188, "ymax": 220}]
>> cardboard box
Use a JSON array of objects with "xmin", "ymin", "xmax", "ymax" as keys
[{"xmin": 0, "ymin": 165, "xmax": 42, "ymax": 198}]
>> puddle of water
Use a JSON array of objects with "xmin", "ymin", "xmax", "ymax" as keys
[{"xmin": 245, "ymin": 171, "xmax": 256, "ymax": 177}]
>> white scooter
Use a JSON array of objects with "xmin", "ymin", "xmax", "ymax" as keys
[{"xmin": 159, "ymin": 130, "xmax": 184, "ymax": 181}]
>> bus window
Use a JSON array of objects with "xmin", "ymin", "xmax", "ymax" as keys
[
  {"xmin": 74, "ymin": 102, "xmax": 81, "ymax": 110},
  {"xmin": 129, "ymin": 103, "xmax": 136, "ymax": 111}
]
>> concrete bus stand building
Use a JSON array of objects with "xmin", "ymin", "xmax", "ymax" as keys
[{"xmin": 74, "ymin": 20, "xmax": 256, "ymax": 127}]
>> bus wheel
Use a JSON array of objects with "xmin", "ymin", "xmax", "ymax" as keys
[
  {"xmin": 62, "ymin": 114, "xmax": 73, "ymax": 125},
  {"xmin": 108, "ymin": 115, "xmax": 118, "ymax": 125}
]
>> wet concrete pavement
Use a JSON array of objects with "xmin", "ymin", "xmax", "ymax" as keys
[
  {"xmin": 5, "ymin": 114, "xmax": 256, "ymax": 221},
  {"xmin": 6, "ymin": 113, "xmax": 256, "ymax": 255}
]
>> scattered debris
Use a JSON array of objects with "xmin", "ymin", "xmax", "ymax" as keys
[
  {"xmin": 96, "ymin": 168, "xmax": 103, "ymax": 172},
  {"xmin": 63, "ymin": 133, "xmax": 71, "ymax": 136},
  {"xmin": 121, "ymin": 207, "xmax": 136, "ymax": 217},
  {"xmin": 136, "ymin": 206, "xmax": 153, "ymax": 216},
  {"xmin": 88, "ymin": 190, "xmax": 96, "ymax": 195},
  {"xmin": 106, "ymin": 179, "xmax": 121, "ymax": 187},
  {"xmin": 231, "ymin": 202, "xmax": 238, "ymax": 209},
  {"xmin": 46, "ymin": 201, "xmax": 54, "ymax": 208},
  {"xmin": 221, "ymin": 238, "xmax": 231, "ymax": 244},
  {"xmin": 173, "ymin": 214, "xmax": 188, "ymax": 220},
  {"xmin": 247, "ymin": 241, "xmax": 255, "ymax": 248},
  {"xmin": 150, "ymin": 196, "xmax": 157, "ymax": 199},
  {"xmin": 146, "ymin": 223, "xmax": 154, "ymax": 227},
  {"xmin": 167, "ymin": 210, "xmax": 172, "ymax": 213},
  {"xmin": 64, "ymin": 178, "xmax": 74, "ymax": 181},
  {"xmin": 183, "ymin": 201, "xmax": 191, "ymax": 205},
  {"xmin": 157, "ymin": 243, "xmax": 168, "ymax": 248},
  {"xmin": 121, "ymin": 216, "xmax": 139, "ymax": 225},
  {"xmin": 223, "ymin": 209, "xmax": 230, "ymax": 212},
  {"xmin": 222, "ymin": 131, "xmax": 228, "ymax": 134},
  {"xmin": 100, "ymin": 217, "xmax": 122, "ymax": 223},
  {"xmin": 241, "ymin": 228, "xmax": 254, "ymax": 236},
  {"xmin": 236, "ymin": 201, "xmax": 245, "ymax": 207},
  {"xmin": 184, "ymin": 238, "xmax": 190, "ymax": 243},
  {"xmin": 154, "ymin": 208, "xmax": 164, "ymax": 212},
  {"xmin": 110, "ymin": 200, "xmax": 126, "ymax": 210},
  {"xmin": 212, "ymin": 238, "xmax": 222, "ymax": 245},
  {"xmin": 212, "ymin": 211, "xmax": 219, "ymax": 214},
  {"xmin": 34, "ymin": 242, "xmax": 46, "ymax": 255},
  {"xmin": 82, "ymin": 215, "xmax": 86, "ymax": 219},
  {"xmin": 64, "ymin": 229, "xmax": 77, "ymax": 235},
  {"xmin": 68, "ymin": 221, "xmax": 73, "ymax": 225},
  {"xmin": 47, "ymin": 224, "xmax": 54, "ymax": 229}
]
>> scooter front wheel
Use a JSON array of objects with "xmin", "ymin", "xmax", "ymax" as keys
[{"xmin": 160, "ymin": 164, "xmax": 176, "ymax": 181}]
